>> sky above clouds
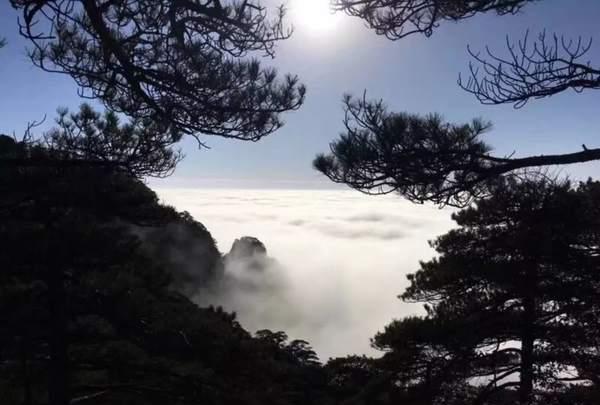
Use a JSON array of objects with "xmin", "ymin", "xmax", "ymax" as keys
[
  {"xmin": 156, "ymin": 188, "xmax": 454, "ymax": 360},
  {"xmin": 2, "ymin": 0, "xmax": 600, "ymax": 187}
]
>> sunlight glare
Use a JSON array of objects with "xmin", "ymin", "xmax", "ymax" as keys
[{"xmin": 291, "ymin": 0, "xmax": 341, "ymax": 34}]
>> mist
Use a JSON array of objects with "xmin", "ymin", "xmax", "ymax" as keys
[{"xmin": 155, "ymin": 188, "xmax": 455, "ymax": 360}]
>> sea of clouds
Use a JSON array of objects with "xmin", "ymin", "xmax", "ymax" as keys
[{"xmin": 155, "ymin": 188, "xmax": 455, "ymax": 361}]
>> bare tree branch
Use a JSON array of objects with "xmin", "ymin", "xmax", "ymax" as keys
[{"xmin": 459, "ymin": 30, "xmax": 600, "ymax": 107}]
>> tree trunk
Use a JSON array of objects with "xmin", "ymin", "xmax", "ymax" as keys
[
  {"xmin": 48, "ymin": 264, "xmax": 69, "ymax": 405},
  {"xmin": 519, "ymin": 294, "xmax": 535, "ymax": 405}
]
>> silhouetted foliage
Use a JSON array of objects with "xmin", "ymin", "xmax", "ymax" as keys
[
  {"xmin": 0, "ymin": 137, "xmax": 331, "ymax": 405},
  {"xmin": 2, "ymin": 104, "xmax": 181, "ymax": 179},
  {"xmin": 10, "ymin": 0, "xmax": 306, "ymax": 144},
  {"xmin": 313, "ymin": 95, "xmax": 593, "ymax": 207},
  {"xmin": 332, "ymin": 0, "xmax": 535, "ymax": 39},
  {"xmin": 318, "ymin": 2, "xmax": 600, "ymax": 206},
  {"xmin": 371, "ymin": 179, "xmax": 600, "ymax": 404},
  {"xmin": 325, "ymin": 355, "xmax": 391, "ymax": 404},
  {"xmin": 47, "ymin": 104, "xmax": 183, "ymax": 177},
  {"xmin": 255, "ymin": 330, "xmax": 320, "ymax": 367},
  {"xmin": 0, "ymin": 131, "xmax": 184, "ymax": 405}
]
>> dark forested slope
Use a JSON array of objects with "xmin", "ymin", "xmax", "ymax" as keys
[{"xmin": 0, "ymin": 135, "xmax": 330, "ymax": 405}]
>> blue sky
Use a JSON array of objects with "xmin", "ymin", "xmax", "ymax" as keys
[{"xmin": 1, "ymin": 0, "xmax": 600, "ymax": 188}]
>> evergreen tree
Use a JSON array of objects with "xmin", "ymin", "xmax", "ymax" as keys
[
  {"xmin": 332, "ymin": 1, "xmax": 534, "ymax": 40},
  {"xmin": 0, "ymin": 134, "xmax": 332, "ymax": 405},
  {"xmin": 10, "ymin": 0, "xmax": 305, "ymax": 143},
  {"xmin": 317, "ymin": 1, "xmax": 600, "ymax": 206},
  {"xmin": 372, "ymin": 179, "xmax": 600, "ymax": 404}
]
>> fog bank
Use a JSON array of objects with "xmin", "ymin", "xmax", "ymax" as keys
[{"xmin": 156, "ymin": 188, "xmax": 454, "ymax": 360}]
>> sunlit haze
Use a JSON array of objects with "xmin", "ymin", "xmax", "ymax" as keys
[{"xmin": 290, "ymin": 0, "xmax": 342, "ymax": 34}]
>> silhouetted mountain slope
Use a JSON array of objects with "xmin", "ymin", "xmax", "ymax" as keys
[
  {"xmin": 133, "ymin": 212, "xmax": 224, "ymax": 296},
  {"xmin": 0, "ymin": 136, "xmax": 330, "ymax": 405}
]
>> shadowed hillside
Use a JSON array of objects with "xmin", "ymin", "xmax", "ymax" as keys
[{"xmin": 0, "ymin": 135, "xmax": 331, "ymax": 405}]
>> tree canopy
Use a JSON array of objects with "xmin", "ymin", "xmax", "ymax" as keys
[
  {"xmin": 371, "ymin": 179, "xmax": 600, "ymax": 404},
  {"xmin": 316, "ymin": 0, "xmax": 600, "ymax": 206},
  {"xmin": 332, "ymin": 0, "xmax": 536, "ymax": 40},
  {"xmin": 0, "ymin": 135, "xmax": 331, "ymax": 405},
  {"xmin": 10, "ymin": 0, "xmax": 306, "ymax": 144},
  {"xmin": 314, "ymin": 96, "xmax": 600, "ymax": 207}
]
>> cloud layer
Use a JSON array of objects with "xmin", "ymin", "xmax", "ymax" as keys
[{"xmin": 156, "ymin": 188, "xmax": 454, "ymax": 360}]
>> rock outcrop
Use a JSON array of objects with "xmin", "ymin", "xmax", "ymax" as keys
[{"xmin": 227, "ymin": 236, "xmax": 267, "ymax": 260}]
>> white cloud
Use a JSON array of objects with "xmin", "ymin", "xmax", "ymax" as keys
[{"xmin": 155, "ymin": 188, "xmax": 455, "ymax": 361}]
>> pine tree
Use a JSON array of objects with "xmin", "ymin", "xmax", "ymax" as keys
[
  {"xmin": 373, "ymin": 179, "xmax": 600, "ymax": 404},
  {"xmin": 317, "ymin": 1, "xmax": 600, "ymax": 206},
  {"xmin": 10, "ymin": 0, "xmax": 305, "ymax": 143}
]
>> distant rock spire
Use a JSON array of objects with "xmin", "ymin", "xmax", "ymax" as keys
[{"xmin": 228, "ymin": 236, "xmax": 267, "ymax": 260}]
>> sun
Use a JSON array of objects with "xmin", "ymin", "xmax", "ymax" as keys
[{"xmin": 291, "ymin": 0, "xmax": 341, "ymax": 34}]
